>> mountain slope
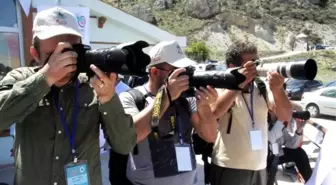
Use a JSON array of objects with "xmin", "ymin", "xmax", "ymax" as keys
[{"xmin": 102, "ymin": 0, "xmax": 336, "ymax": 59}]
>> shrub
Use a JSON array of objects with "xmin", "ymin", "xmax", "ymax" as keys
[{"xmin": 185, "ymin": 42, "xmax": 210, "ymax": 62}]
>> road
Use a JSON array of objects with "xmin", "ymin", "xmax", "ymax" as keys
[
  {"xmin": 311, "ymin": 116, "xmax": 336, "ymax": 129},
  {"xmin": 261, "ymin": 51, "xmax": 307, "ymax": 61}
]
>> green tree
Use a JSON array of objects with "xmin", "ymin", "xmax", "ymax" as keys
[
  {"xmin": 309, "ymin": 33, "xmax": 323, "ymax": 45},
  {"xmin": 301, "ymin": 29, "xmax": 323, "ymax": 51},
  {"xmin": 185, "ymin": 42, "xmax": 210, "ymax": 62}
]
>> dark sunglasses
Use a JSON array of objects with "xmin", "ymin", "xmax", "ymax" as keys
[{"xmin": 155, "ymin": 67, "xmax": 177, "ymax": 72}]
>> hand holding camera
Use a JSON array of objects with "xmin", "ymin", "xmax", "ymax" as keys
[
  {"xmin": 292, "ymin": 111, "xmax": 311, "ymax": 133},
  {"xmin": 195, "ymin": 86, "xmax": 218, "ymax": 108},
  {"xmin": 40, "ymin": 42, "xmax": 78, "ymax": 86},
  {"xmin": 89, "ymin": 64, "xmax": 118, "ymax": 104},
  {"xmin": 238, "ymin": 61, "xmax": 257, "ymax": 89},
  {"xmin": 166, "ymin": 68, "xmax": 189, "ymax": 101},
  {"xmin": 267, "ymin": 71, "xmax": 285, "ymax": 92}
]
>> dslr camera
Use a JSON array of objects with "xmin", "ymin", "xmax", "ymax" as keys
[
  {"xmin": 292, "ymin": 111, "xmax": 311, "ymax": 121},
  {"xmin": 179, "ymin": 65, "xmax": 247, "ymax": 97},
  {"xmin": 61, "ymin": 40, "xmax": 151, "ymax": 78}
]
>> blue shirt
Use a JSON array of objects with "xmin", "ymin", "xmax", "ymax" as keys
[
  {"xmin": 116, "ymin": 81, "xmax": 130, "ymax": 95},
  {"xmin": 99, "ymin": 81, "xmax": 130, "ymax": 153}
]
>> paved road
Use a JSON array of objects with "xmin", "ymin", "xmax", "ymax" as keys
[{"xmin": 261, "ymin": 51, "xmax": 307, "ymax": 61}]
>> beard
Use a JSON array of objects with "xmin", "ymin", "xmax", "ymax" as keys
[{"xmin": 156, "ymin": 74, "xmax": 167, "ymax": 88}]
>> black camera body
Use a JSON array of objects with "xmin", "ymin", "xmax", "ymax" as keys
[
  {"xmin": 292, "ymin": 111, "xmax": 311, "ymax": 121},
  {"xmin": 180, "ymin": 66, "xmax": 246, "ymax": 97},
  {"xmin": 62, "ymin": 40, "xmax": 151, "ymax": 78}
]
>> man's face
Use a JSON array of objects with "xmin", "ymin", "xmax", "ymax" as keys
[
  {"xmin": 151, "ymin": 63, "xmax": 176, "ymax": 86},
  {"xmin": 240, "ymin": 53, "xmax": 258, "ymax": 66},
  {"xmin": 31, "ymin": 35, "xmax": 81, "ymax": 87}
]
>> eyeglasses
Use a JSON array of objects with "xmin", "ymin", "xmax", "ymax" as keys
[{"xmin": 155, "ymin": 67, "xmax": 175, "ymax": 72}]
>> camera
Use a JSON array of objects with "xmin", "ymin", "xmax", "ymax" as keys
[
  {"xmin": 292, "ymin": 111, "xmax": 311, "ymax": 121},
  {"xmin": 62, "ymin": 40, "xmax": 151, "ymax": 78},
  {"xmin": 180, "ymin": 66, "xmax": 246, "ymax": 97},
  {"xmin": 256, "ymin": 59, "xmax": 318, "ymax": 80}
]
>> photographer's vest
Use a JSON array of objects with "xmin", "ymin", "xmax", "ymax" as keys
[{"xmin": 127, "ymin": 86, "xmax": 197, "ymax": 179}]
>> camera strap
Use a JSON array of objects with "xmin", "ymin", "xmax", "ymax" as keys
[
  {"xmin": 152, "ymin": 86, "xmax": 166, "ymax": 139},
  {"xmin": 227, "ymin": 80, "xmax": 267, "ymax": 134},
  {"xmin": 241, "ymin": 83, "xmax": 255, "ymax": 128},
  {"xmin": 174, "ymin": 103, "xmax": 184, "ymax": 144},
  {"xmin": 151, "ymin": 85, "xmax": 185, "ymax": 143}
]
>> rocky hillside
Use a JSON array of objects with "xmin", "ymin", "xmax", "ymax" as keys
[{"xmin": 102, "ymin": 0, "xmax": 336, "ymax": 59}]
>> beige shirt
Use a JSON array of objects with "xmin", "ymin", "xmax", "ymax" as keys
[{"xmin": 212, "ymin": 84, "xmax": 272, "ymax": 171}]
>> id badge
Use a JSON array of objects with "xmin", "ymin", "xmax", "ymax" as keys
[
  {"xmin": 65, "ymin": 161, "xmax": 90, "ymax": 185},
  {"xmin": 249, "ymin": 129, "xmax": 264, "ymax": 151},
  {"xmin": 175, "ymin": 144, "xmax": 193, "ymax": 172},
  {"xmin": 271, "ymin": 143, "xmax": 279, "ymax": 155}
]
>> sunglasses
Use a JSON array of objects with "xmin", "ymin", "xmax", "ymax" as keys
[{"xmin": 155, "ymin": 67, "xmax": 177, "ymax": 72}]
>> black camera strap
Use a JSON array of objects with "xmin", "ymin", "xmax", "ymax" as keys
[{"xmin": 226, "ymin": 79, "xmax": 268, "ymax": 134}]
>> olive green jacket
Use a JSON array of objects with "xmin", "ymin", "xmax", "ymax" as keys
[{"xmin": 0, "ymin": 67, "xmax": 136, "ymax": 185}]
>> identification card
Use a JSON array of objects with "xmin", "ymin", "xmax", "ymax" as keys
[
  {"xmin": 249, "ymin": 129, "xmax": 264, "ymax": 151},
  {"xmin": 271, "ymin": 143, "xmax": 279, "ymax": 155},
  {"xmin": 65, "ymin": 161, "xmax": 90, "ymax": 185},
  {"xmin": 175, "ymin": 144, "xmax": 193, "ymax": 172}
]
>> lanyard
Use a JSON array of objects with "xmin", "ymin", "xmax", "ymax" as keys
[
  {"xmin": 241, "ymin": 83, "xmax": 255, "ymax": 128},
  {"xmin": 53, "ymin": 80, "xmax": 79, "ymax": 163},
  {"xmin": 174, "ymin": 103, "xmax": 184, "ymax": 144}
]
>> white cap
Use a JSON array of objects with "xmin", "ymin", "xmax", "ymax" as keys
[
  {"xmin": 148, "ymin": 40, "xmax": 196, "ymax": 68},
  {"xmin": 33, "ymin": 7, "xmax": 82, "ymax": 40}
]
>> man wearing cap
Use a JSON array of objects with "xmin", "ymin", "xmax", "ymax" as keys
[
  {"xmin": 0, "ymin": 7, "xmax": 136, "ymax": 185},
  {"xmin": 118, "ymin": 40, "xmax": 218, "ymax": 185}
]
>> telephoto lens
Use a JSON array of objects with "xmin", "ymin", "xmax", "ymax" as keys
[
  {"xmin": 180, "ymin": 66, "xmax": 246, "ymax": 97},
  {"xmin": 62, "ymin": 40, "xmax": 151, "ymax": 78},
  {"xmin": 256, "ymin": 59, "xmax": 318, "ymax": 80},
  {"xmin": 292, "ymin": 111, "xmax": 311, "ymax": 121}
]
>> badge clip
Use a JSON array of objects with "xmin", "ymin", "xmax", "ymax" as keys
[
  {"xmin": 72, "ymin": 149, "xmax": 78, "ymax": 163},
  {"xmin": 74, "ymin": 157, "xmax": 78, "ymax": 164}
]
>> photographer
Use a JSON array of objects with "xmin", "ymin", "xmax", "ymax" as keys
[
  {"xmin": 267, "ymin": 101, "xmax": 312, "ymax": 185},
  {"xmin": 118, "ymin": 40, "xmax": 218, "ymax": 185},
  {"xmin": 210, "ymin": 40, "xmax": 292, "ymax": 185},
  {"xmin": 0, "ymin": 7, "xmax": 136, "ymax": 185}
]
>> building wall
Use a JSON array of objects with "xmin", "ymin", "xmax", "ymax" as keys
[
  {"xmin": 22, "ymin": 7, "xmax": 35, "ymax": 65},
  {"xmin": 23, "ymin": 0, "xmax": 164, "ymax": 61},
  {"xmin": 89, "ymin": 17, "xmax": 157, "ymax": 53},
  {"xmin": 19, "ymin": 0, "xmax": 187, "ymax": 66},
  {"xmin": 90, "ymin": 17, "xmax": 157, "ymax": 45}
]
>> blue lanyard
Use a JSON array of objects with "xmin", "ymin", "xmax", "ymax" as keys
[
  {"xmin": 176, "ymin": 117, "xmax": 184, "ymax": 144},
  {"xmin": 174, "ymin": 104, "xmax": 184, "ymax": 144},
  {"xmin": 53, "ymin": 80, "xmax": 79, "ymax": 163},
  {"xmin": 241, "ymin": 83, "xmax": 255, "ymax": 128}
]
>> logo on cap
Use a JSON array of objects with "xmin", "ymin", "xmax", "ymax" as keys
[
  {"xmin": 77, "ymin": 15, "xmax": 86, "ymax": 28},
  {"xmin": 55, "ymin": 10, "xmax": 67, "ymax": 25},
  {"xmin": 176, "ymin": 45, "xmax": 183, "ymax": 55}
]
